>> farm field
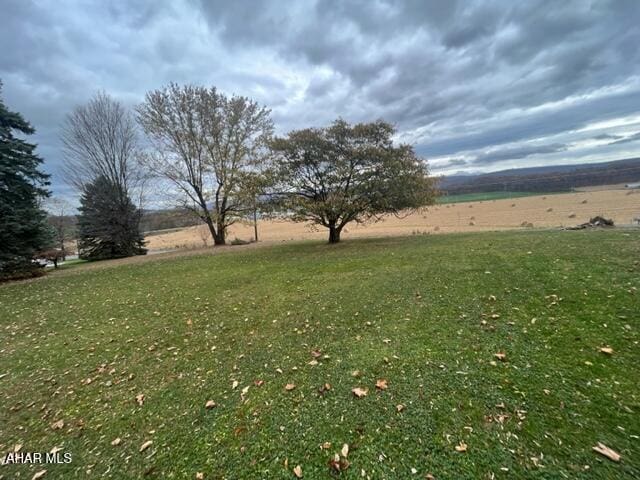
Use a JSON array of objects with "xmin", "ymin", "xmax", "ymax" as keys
[
  {"xmin": 146, "ymin": 187, "xmax": 640, "ymax": 250},
  {"xmin": 435, "ymin": 191, "xmax": 559, "ymax": 204},
  {"xmin": 1, "ymin": 230, "xmax": 638, "ymax": 479}
]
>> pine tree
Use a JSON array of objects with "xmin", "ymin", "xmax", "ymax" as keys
[
  {"xmin": 77, "ymin": 175, "xmax": 147, "ymax": 260},
  {"xmin": 0, "ymin": 82, "xmax": 52, "ymax": 279}
]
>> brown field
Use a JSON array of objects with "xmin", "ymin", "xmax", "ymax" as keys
[{"xmin": 146, "ymin": 188, "xmax": 640, "ymax": 251}]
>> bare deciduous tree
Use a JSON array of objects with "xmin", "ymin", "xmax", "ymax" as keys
[
  {"xmin": 61, "ymin": 91, "xmax": 144, "ymax": 202},
  {"xmin": 135, "ymin": 83, "xmax": 273, "ymax": 246},
  {"xmin": 61, "ymin": 92, "xmax": 148, "ymax": 260}
]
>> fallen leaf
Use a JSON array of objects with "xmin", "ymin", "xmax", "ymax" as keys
[
  {"xmin": 321, "ymin": 442, "xmax": 332, "ymax": 450},
  {"xmin": 599, "ymin": 347, "xmax": 614, "ymax": 355},
  {"xmin": 232, "ymin": 380, "xmax": 239, "ymax": 389},
  {"xmin": 311, "ymin": 349, "xmax": 322, "ymax": 358},
  {"xmin": 13, "ymin": 444, "xmax": 22, "ymax": 452},
  {"xmin": 32, "ymin": 470, "xmax": 47, "ymax": 480},
  {"xmin": 135, "ymin": 393, "xmax": 145, "ymax": 406},
  {"xmin": 375, "ymin": 379, "xmax": 388, "ymax": 390},
  {"xmin": 51, "ymin": 419, "xmax": 64, "ymax": 430},
  {"xmin": 455, "ymin": 441, "xmax": 468, "ymax": 453},
  {"xmin": 592, "ymin": 442, "xmax": 620, "ymax": 462},
  {"xmin": 494, "ymin": 352, "xmax": 507, "ymax": 361},
  {"xmin": 254, "ymin": 379, "xmax": 265, "ymax": 387},
  {"xmin": 293, "ymin": 465, "xmax": 303, "ymax": 478},
  {"xmin": 196, "ymin": 473, "xmax": 204, "ymax": 480},
  {"xmin": 341, "ymin": 443, "xmax": 349, "ymax": 458},
  {"xmin": 396, "ymin": 404, "xmax": 405, "ymax": 412},
  {"xmin": 318, "ymin": 383, "xmax": 331, "ymax": 395},
  {"xmin": 351, "ymin": 370, "xmax": 362, "ymax": 378},
  {"xmin": 241, "ymin": 385, "xmax": 250, "ymax": 396},
  {"xmin": 111, "ymin": 438, "xmax": 121, "ymax": 446},
  {"xmin": 139, "ymin": 440, "xmax": 153, "ymax": 453},
  {"xmin": 352, "ymin": 387, "xmax": 368, "ymax": 398},
  {"xmin": 205, "ymin": 400, "xmax": 217, "ymax": 409},
  {"xmin": 285, "ymin": 383, "xmax": 296, "ymax": 391}
]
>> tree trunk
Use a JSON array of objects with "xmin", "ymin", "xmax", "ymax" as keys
[
  {"xmin": 328, "ymin": 224, "xmax": 341, "ymax": 243},
  {"xmin": 253, "ymin": 208, "xmax": 258, "ymax": 242},
  {"xmin": 214, "ymin": 222, "xmax": 226, "ymax": 246},
  {"xmin": 203, "ymin": 216, "xmax": 220, "ymax": 246}
]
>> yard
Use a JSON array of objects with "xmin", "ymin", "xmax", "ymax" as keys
[{"xmin": 1, "ymin": 230, "xmax": 638, "ymax": 478}]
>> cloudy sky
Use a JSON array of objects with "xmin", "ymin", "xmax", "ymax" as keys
[{"xmin": 2, "ymin": 0, "xmax": 640, "ymax": 200}]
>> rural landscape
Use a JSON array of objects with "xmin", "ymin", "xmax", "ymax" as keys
[{"xmin": 2, "ymin": 1, "xmax": 640, "ymax": 479}]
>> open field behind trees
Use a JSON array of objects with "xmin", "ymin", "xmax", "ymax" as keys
[
  {"xmin": 146, "ymin": 187, "xmax": 640, "ymax": 250},
  {"xmin": 0, "ymin": 230, "xmax": 638, "ymax": 479}
]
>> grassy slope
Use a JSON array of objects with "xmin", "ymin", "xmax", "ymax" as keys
[
  {"xmin": 436, "ymin": 191, "xmax": 563, "ymax": 204},
  {"xmin": 1, "ymin": 230, "xmax": 638, "ymax": 479}
]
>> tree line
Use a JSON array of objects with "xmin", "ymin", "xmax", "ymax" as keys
[{"xmin": 1, "ymin": 81, "xmax": 436, "ymax": 280}]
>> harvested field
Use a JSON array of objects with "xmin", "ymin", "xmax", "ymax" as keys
[{"xmin": 146, "ymin": 188, "xmax": 640, "ymax": 250}]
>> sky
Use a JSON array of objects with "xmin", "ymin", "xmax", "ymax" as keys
[{"xmin": 1, "ymin": 0, "xmax": 640, "ymax": 201}]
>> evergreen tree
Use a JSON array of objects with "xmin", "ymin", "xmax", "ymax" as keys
[
  {"xmin": 77, "ymin": 175, "xmax": 147, "ymax": 260},
  {"xmin": 0, "ymin": 82, "xmax": 52, "ymax": 279}
]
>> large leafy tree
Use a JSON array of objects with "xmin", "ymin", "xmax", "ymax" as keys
[
  {"xmin": 77, "ymin": 176, "xmax": 147, "ymax": 260},
  {"xmin": 136, "ymin": 83, "xmax": 273, "ymax": 245},
  {"xmin": 270, "ymin": 119, "xmax": 436, "ymax": 243},
  {"xmin": 0, "ymin": 82, "xmax": 52, "ymax": 279}
]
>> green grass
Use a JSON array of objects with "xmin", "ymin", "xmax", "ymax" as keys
[
  {"xmin": 1, "ymin": 230, "xmax": 638, "ymax": 479},
  {"xmin": 436, "ymin": 191, "xmax": 564, "ymax": 204}
]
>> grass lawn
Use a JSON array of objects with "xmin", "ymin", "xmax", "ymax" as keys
[
  {"xmin": 436, "ymin": 191, "xmax": 564, "ymax": 204},
  {"xmin": 1, "ymin": 230, "xmax": 638, "ymax": 479}
]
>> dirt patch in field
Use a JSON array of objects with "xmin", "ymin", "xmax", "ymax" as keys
[{"xmin": 146, "ymin": 188, "xmax": 640, "ymax": 250}]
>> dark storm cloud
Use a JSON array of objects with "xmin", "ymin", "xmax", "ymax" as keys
[
  {"xmin": 438, "ymin": 158, "xmax": 468, "ymax": 169},
  {"xmin": 608, "ymin": 131, "xmax": 640, "ymax": 145},
  {"xmin": 593, "ymin": 133, "xmax": 623, "ymax": 141},
  {"xmin": 472, "ymin": 143, "xmax": 568, "ymax": 166},
  {"xmin": 1, "ymin": 0, "xmax": 640, "ymax": 199}
]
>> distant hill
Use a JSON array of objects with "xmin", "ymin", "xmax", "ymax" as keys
[{"xmin": 437, "ymin": 157, "xmax": 640, "ymax": 193}]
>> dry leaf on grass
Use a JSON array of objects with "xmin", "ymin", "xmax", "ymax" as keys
[
  {"xmin": 205, "ymin": 400, "xmax": 217, "ymax": 409},
  {"xmin": 318, "ymin": 383, "xmax": 331, "ymax": 395},
  {"xmin": 352, "ymin": 387, "xmax": 368, "ymax": 398},
  {"xmin": 592, "ymin": 442, "xmax": 620, "ymax": 462},
  {"xmin": 293, "ymin": 465, "xmax": 303, "ymax": 478},
  {"xmin": 329, "ymin": 453, "xmax": 350, "ymax": 472},
  {"xmin": 32, "ymin": 470, "xmax": 47, "ymax": 480},
  {"xmin": 232, "ymin": 380, "xmax": 239, "ymax": 389},
  {"xmin": 351, "ymin": 370, "xmax": 362, "ymax": 378},
  {"xmin": 494, "ymin": 352, "xmax": 507, "ymax": 361},
  {"xmin": 599, "ymin": 347, "xmax": 614, "ymax": 355},
  {"xmin": 196, "ymin": 473, "xmax": 204, "ymax": 480},
  {"xmin": 311, "ymin": 349, "xmax": 322, "ymax": 358},
  {"xmin": 111, "ymin": 437, "xmax": 121, "ymax": 446},
  {"xmin": 51, "ymin": 419, "xmax": 64, "ymax": 430},
  {"xmin": 455, "ymin": 441, "xmax": 468, "ymax": 452},
  {"xmin": 285, "ymin": 383, "xmax": 296, "ymax": 391},
  {"xmin": 375, "ymin": 379, "xmax": 388, "ymax": 390},
  {"xmin": 341, "ymin": 443, "xmax": 349, "ymax": 458},
  {"xmin": 396, "ymin": 404, "xmax": 405, "ymax": 412},
  {"xmin": 139, "ymin": 440, "xmax": 153, "ymax": 453},
  {"xmin": 254, "ymin": 379, "xmax": 265, "ymax": 387},
  {"xmin": 135, "ymin": 393, "xmax": 145, "ymax": 406}
]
